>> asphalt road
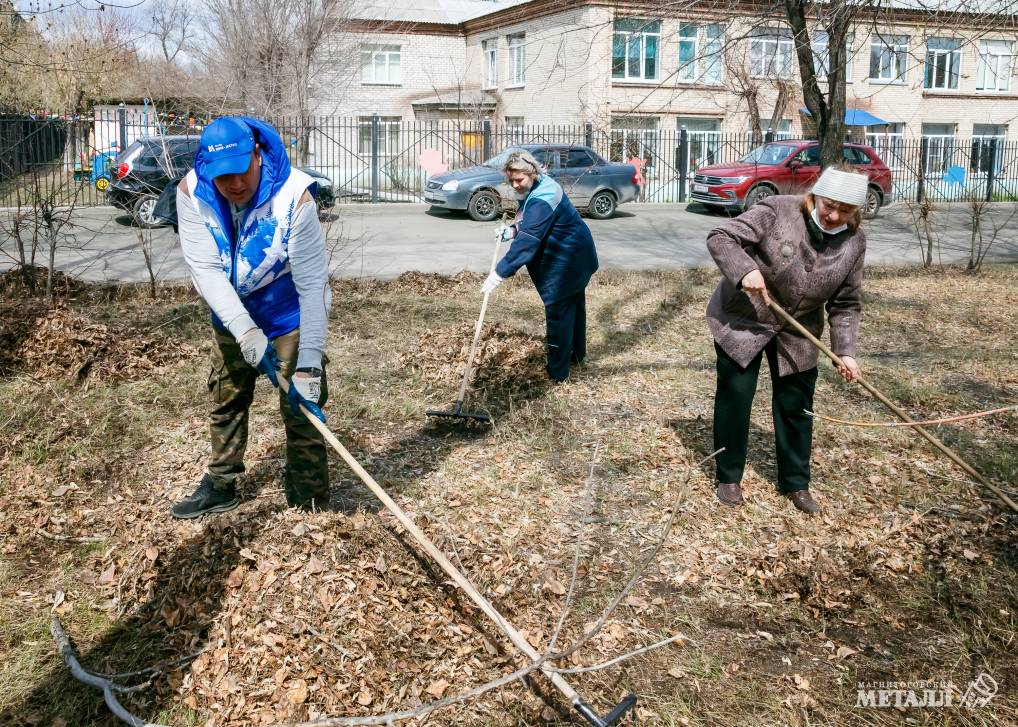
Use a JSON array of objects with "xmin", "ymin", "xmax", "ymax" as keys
[{"xmin": 2, "ymin": 201, "xmax": 1016, "ymax": 283}]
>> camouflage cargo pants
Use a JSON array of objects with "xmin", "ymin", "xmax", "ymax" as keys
[{"xmin": 206, "ymin": 327, "xmax": 329, "ymax": 508}]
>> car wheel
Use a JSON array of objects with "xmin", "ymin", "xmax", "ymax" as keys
[
  {"xmin": 587, "ymin": 190, "xmax": 617, "ymax": 219},
  {"xmin": 133, "ymin": 194, "xmax": 161, "ymax": 228},
  {"xmin": 744, "ymin": 185, "xmax": 775, "ymax": 209},
  {"xmin": 467, "ymin": 190, "xmax": 500, "ymax": 221},
  {"xmin": 863, "ymin": 187, "xmax": 882, "ymax": 219}
]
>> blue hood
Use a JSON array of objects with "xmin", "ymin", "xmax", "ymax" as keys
[{"xmin": 193, "ymin": 117, "xmax": 291, "ymax": 240}]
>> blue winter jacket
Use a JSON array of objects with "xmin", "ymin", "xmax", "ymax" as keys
[
  {"xmin": 495, "ymin": 175, "xmax": 598, "ymax": 304},
  {"xmin": 192, "ymin": 117, "xmax": 306, "ymax": 338}
]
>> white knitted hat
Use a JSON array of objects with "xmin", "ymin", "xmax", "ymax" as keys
[{"xmin": 811, "ymin": 167, "xmax": 869, "ymax": 207}]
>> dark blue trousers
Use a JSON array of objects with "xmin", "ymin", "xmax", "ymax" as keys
[{"xmin": 545, "ymin": 290, "xmax": 586, "ymax": 382}]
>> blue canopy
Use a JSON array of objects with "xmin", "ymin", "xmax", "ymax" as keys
[{"xmin": 800, "ymin": 107, "xmax": 888, "ymax": 126}]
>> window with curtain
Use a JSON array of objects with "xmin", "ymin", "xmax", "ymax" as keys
[
  {"xmin": 678, "ymin": 23, "xmax": 723, "ymax": 84},
  {"xmin": 360, "ymin": 45, "xmax": 401, "ymax": 85},
  {"xmin": 507, "ymin": 33, "xmax": 525, "ymax": 86},
  {"xmin": 612, "ymin": 18, "xmax": 661, "ymax": 80},
  {"xmin": 977, "ymin": 40, "xmax": 1012, "ymax": 91},
  {"xmin": 924, "ymin": 37, "xmax": 961, "ymax": 90},
  {"xmin": 868, "ymin": 34, "xmax": 908, "ymax": 82},
  {"xmin": 749, "ymin": 27, "xmax": 793, "ymax": 78}
]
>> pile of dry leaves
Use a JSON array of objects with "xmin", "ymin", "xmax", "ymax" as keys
[
  {"xmin": 398, "ymin": 322, "xmax": 547, "ymax": 398},
  {"xmin": 8, "ymin": 306, "xmax": 184, "ymax": 382}
]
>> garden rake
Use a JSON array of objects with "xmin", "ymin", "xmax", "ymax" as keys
[
  {"xmin": 766, "ymin": 298, "xmax": 1018, "ymax": 514},
  {"xmin": 425, "ymin": 226, "xmax": 506, "ymax": 424},
  {"xmin": 279, "ymin": 374, "xmax": 639, "ymax": 725}
]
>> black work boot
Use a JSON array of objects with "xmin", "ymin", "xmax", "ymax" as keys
[{"xmin": 170, "ymin": 473, "xmax": 240, "ymax": 519}]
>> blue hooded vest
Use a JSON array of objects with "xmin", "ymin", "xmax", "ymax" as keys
[{"xmin": 188, "ymin": 117, "xmax": 315, "ymax": 339}]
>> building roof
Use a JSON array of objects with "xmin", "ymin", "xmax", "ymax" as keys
[{"xmin": 349, "ymin": 0, "xmax": 531, "ymax": 24}]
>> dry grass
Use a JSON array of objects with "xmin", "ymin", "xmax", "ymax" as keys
[{"xmin": 1, "ymin": 265, "xmax": 1016, "ymax": 726}]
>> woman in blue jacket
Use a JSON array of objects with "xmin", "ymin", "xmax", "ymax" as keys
[{"xmin": 481, "ymin": 149, "xmax": 599, "ymax": 382}]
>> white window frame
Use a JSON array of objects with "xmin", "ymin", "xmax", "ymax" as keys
[
  {"xmin": 360, "ymin": 44, "xmax": 401, "ymax": 85},
  {"xmin": 677, "ymin": 117, "xmax": 722, "ymax": 173},
  {"xmin": 357, "ymin": 116, "xmax": 401, "ymax": 156},
  {"xmin": 976, "ymin": 40, "xmax": 1012, "ymax": 92},
  {"xmin": 813, "ymin": 30, "xmax": 854, "ymax": 82},
  {"xmin": 971, "ymin": 124, "xmax": 1006, "ymax": 175},
  {"xmin": 921, "ymin": 123, "xmax": 955, "ymax": 175},
  {"xmin": 482, "ymin": 39, "xmax": 497, "ymax": 89},
  {"xmin": 750, "ymin": 27, "xmax": 794, "ymax": 79},
  {"xmin": 609, "ymin": 116, "xmax": 659, "ymax": 171},
  {"xmin": 507, "ymin": 33, "xmax": 525, "ymax": 87},
  {"xmin": 868, "ymin": 34, "xmax": 908, "ymax": 83},
  {"xmin": 924, "ymin": 38, "xmax": 962, "ymax": 91},
  {"xmin": 865, "ymin": 123, "xmax": 905, "ymax": 170},
  {"xmin": 612, "ymin": 18, "xmax": 662, "ymax": 81},
  {"xmin": 678, "ymin": 23, "xmax": 723, "ymax": 84}
]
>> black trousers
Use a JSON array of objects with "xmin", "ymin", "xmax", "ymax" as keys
[
  {"xmin": 545, "ymin": 290, "xmax": 586, "ymax": 382},
  {"xmin": 713, "ymin": 339, "xmax": 818, "ymax": 493}
]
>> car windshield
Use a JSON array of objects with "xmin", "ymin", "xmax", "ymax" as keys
[
  {"xmin": 740, "ymin": 143, "xmax": 798, "ymax": 165},
  {"xmin": 483, "ymin": 147, "xmax": 528, "ymax": 168}
]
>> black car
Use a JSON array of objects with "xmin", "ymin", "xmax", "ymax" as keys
[
  {"xmin": 110, "ymin": 135, "xmax": 336, "ymax": 228},
  {"xmin": 107, "ymin": 136, "xmax": 201, "ymax": 227},
  {"xmin": 150, "ymin": 167, "xmax": 337, "ymax": 231}
]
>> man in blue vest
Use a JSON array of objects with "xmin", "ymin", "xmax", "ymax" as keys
[
  {"xmin": 171, "ymin": 117, "xmax": 332, "ymax": 518},
  {"xmin": 481, "ymin": 149, "xmax": 599, "ymax": 382}
]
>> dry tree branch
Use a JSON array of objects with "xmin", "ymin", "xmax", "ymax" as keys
[
  {"xmin": 546, "ymin": 439, "xmax": 601, "ymax": 655},
  {"xmin": 806, "ymin": 405, "xmax": 1018, "ymax": 428},
  {"xmin": 549, "ymin": 448, "xmax": 722, "ymax": 664},
  {"xmin": 51, "ymin": 615, "xmax": 170, "ymax": 727},
  {"xmin": 37, "ymin": 529, "xmax": 108, "ymax": 544},
  {"xmin": 548, "ymin": 633, "xmax": 692, "ymax": 675}
]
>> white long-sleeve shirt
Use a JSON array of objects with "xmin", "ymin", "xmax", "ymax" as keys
[{"xmin": 177, "ymin": 182, "xmax": 331, "ymax": 370}]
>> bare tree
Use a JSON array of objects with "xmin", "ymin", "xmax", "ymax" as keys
[{"xmin": 146, "ymin": 0, "xmax": 194, "ymax": 64}]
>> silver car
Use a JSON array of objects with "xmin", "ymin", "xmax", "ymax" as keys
[{"xmin": 424, "ymin": 144, "xmax": 638, "ymax": 221}]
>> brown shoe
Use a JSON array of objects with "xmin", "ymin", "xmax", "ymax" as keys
[
  {"xmin": 716, "ymin": 482, "xmax": 744, "ymax": 507},
  {"xmin": 789, "ymin": 490, "xmax": 820, "ymax": 514}
]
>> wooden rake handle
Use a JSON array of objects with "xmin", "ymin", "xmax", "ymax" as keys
[
  {"xmin": 765, "ymin": 300, "xmax": 1018, "ymax": 513},
  {"xmin": 455, "ymin": 231, "xmax": 504, "ymax": 405},
  {"xmin": 276, "ymin": 375, "xmax": 597, "ymax": 712}
]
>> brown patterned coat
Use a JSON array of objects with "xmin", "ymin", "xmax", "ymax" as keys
[{"xmin": 706, "ymin": 195, "xmax": 865, "ymax": 376}]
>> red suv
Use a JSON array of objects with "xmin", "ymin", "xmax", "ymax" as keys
[{"xmin": 690, "ymin": 141, "xmax": 893, "ymax": 217}]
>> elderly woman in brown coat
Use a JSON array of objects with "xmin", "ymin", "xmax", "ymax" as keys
[{"xmin": 706, "ymin": 166, "xmax": 869, "ymax": 514}]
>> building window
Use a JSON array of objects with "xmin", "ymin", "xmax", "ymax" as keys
[
  {"xmin": 971, "ymin": 123, "xmax": 1006, "ymax": 174},
  {"xmin": 977, "ymin": 40, "xmax": 1012, "ymax": 91},
  {"xmin": 481, "ymin": 39, "xmax": 497, "ymax": 89},
  {"xmin": 358, "ymin": 116, "xmax": 401, "ymax": 155},
  {"xmin": 868, "ymin": 34, "xmax": 907, "ymax": 82},
  {"xmin": 612, "ymin": 18, "xmax": 661, "ymax": 81},
  {"xmin": 924, "ymin": 38, "xmax": 961, "ymax": 90},
  {"xmin": 921, "ymin": 122, "xmax": 955, "ymax": 175},
  {"xmin": 678, "ymin": 23, "xmax": 723, "ymax": 84},
  {"xmin": 749, "ymin": 27, "xmax": 794, "ymax": 79},
  {"xmin": 609, "ymin": 116, "xmax": 658, "ymax": 170},
  {"xmin": 504, "ymin": 116, "xmax": 525, "ymax": 142},
  {"xmin": 677, "ymin": 117, "xmax": 721, "ymax": 172},
  {"xmin": 813, "ymin": 30, "xmax": 854, "ymax": 81},
  {"xmin": 360, "ymin": 45, "xmax": 401, "ymax": 85},
  {"xmin": 864, "ymin": 122, "xmax": 905, "ymax": 169},
  {"xmin": 749, "ymin": 119, "xmax": 792, "ymax": 140},
  {"xmin": 507, "ymin": 33, "xmax": 525, "ymax": 86}
]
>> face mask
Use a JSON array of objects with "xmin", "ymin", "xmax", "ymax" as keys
[{"xmin": 811, "ymin": 206, "xmax": 848, "ymax": 235}]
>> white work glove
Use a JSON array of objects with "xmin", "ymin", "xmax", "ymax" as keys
[
  {"xmin": 481, "ymin": 271, "xmax": 503, "ymax": 295},
  {"xmin": 496, "ymin": 223, "xmax": 516, "ymax": 242},
  {"xmin": 288, "ymin": 367, "xmax": 325, "ymax": 422},
  {"xmin": 237, "ymin": 327, "xmax": 280, "ymax": 386}
]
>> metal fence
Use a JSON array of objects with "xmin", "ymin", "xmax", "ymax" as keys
[{"xmin": 2, "ymin": 110, "xmax": 1017, "ymax": 208}]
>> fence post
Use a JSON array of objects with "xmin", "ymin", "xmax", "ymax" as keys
[
  {"xmin": 370, "ymin": 112, "xmax": 379, "ymax": 204},
  {"xmin": 917, "ymin": 136, "xmax": 928, "ymax": 203},
  {"xmin": 985, "ymin": 138, "xmax": 997, "ymax": 203},
  {"xmin": 765, "ymin": 127, "xmax": 775, "ymax": 144},
  {"xmin": 482, "ymin": 118, "xmax": 491, "ymax": 161},
  {"xmin": 678, "ymin": 126, "xmax": 689, "ymax": 203},
  {"xmin": 117, "ymin": 103, "xmax": 127, "ymax": 152},
  {"xmin": 584, "ymin": 122, "xmax": 593, "ymax": 149}
]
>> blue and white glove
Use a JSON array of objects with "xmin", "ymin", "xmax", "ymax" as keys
[
  {"xmin": 481, "ymin": 271, "xmax": 503, "ymax": 295},
  {"xmin": 288, "ymin": 368, "xmax": 326, "ymax": 422},
  {"xmin": 496, "ymin": 223, "xmax": 516, "ymax": 242},
  {"xmin": 238, "ymin": 327, "xmax": 280, "ymax": 387}
]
